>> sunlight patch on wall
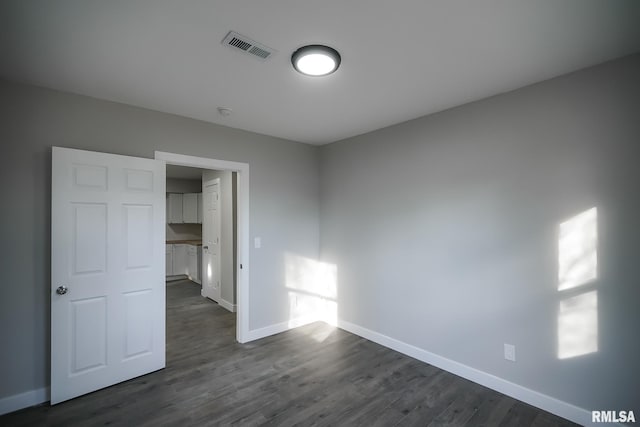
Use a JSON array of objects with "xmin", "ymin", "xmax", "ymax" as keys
[
  {"xmin": 285, "ymin": 254, "xmax": 337, "ymax": 299},
  {"xmin": 557, "ymin": 207, "xmax": 599, "ymax": 359},
  {"xmin": 285, "ymin": 254, "xmax": 338, "ymax": 337},
  {"xmin": 558, "ymin": 290, "xmax": 598, "ymax": 359},
  {"xmin": 558, "ymin": 207, "xmax": 597, "ymax": 291}
]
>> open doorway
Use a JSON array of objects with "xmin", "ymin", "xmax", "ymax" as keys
[
  {"xmin": 156, "ymin": 151, "xmax": 250, "ymax": 343},
  {"xmin": 165, "ymin": 165, "xmax": 238, "ymax": 313}
]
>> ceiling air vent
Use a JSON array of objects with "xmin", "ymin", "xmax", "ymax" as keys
[{"xmin": 222, "ymin": 31, "xmax": 275, "ymax": 61}]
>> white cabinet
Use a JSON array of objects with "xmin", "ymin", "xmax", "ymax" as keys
[
  {"xmin": 166, "ymin": 243, "xmax": 201, "ymax": 282},
  {"xmin": 183, "ymin": 193, "xmax": 198, "ymax": 224},
  {"xmin": 167, "ymin": 192, "xmax": 202, "ymax": 224},
  {"xmin": 196, "ymin": 246, "xmax": 202, "ymax": 283},
  {"xmin": 165, "ymin": 244, "xmax": 173, "ymax": 276},
  {"xmin": 172, "ymin": 244, "xmax": 187, "ymax": 276},
  {"xmin": 168, "ymin": 193, "xmax": 183, "ymax": 224},
  {"xmin": 187, "ymin": 245, "xmax": 198, "ymax": 283}
]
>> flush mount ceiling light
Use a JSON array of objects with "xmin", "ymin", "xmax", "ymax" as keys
[
  {"xmin": 217, "ymin": 107, "xmax": 232, "ymax": 117},
  {"xmin": 291, "ymin": 45, "xmax": 341, "ymax": 77}
]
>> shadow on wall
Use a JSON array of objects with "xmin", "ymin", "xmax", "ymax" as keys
[
  {"xmin": 284, "ymin": 253, "xmax": 338, "ymax": 341},
  {"xmin": 557, "ymin": 207, "xmax": 598, "ymax": 360}
]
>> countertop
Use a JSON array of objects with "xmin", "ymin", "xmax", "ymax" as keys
[{"xmin": 166, "ymin": 240, "xmax": 202, "ymax": 246}]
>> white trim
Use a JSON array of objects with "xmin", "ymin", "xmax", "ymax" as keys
[
  {"xmin": 244, "ymin": 316, "xmax": 319, "ymax": 342},
  {"xmin": 0, "ymin": 387, "xmax": 49, "ymax": 416},
  {"xmin": 155, "ymin": 151, "xmax": 250, "ymax": 343},
  {"xmin": 219, "ymin": 299, "xmax": 237, "ymax": 313},
  {"xmin": 156, "ymin": 151, "xmax": 247, "ymax": 173},
  {"xmin": 336, "ymin": 319, "xmax": 598, "ymax": 427}
]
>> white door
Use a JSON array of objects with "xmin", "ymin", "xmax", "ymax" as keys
[
  {"xmin": 51, "ymin": 147, "xmax": 165, "ymax": 404},
  {"xmin": 202, "ymin": 178, "xmax": 221, "ymax": 302}
]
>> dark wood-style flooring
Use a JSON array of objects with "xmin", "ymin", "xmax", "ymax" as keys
[{"xmin": 1, "ymin": 280, "xmax": 578, "ymax": 426}]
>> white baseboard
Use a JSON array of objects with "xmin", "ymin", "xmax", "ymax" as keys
[
  {"xmin": 0, "ymin": 387, "xmax": 49, "ymax": 416},
  {"xmin": 244, "ymin": 315, "xmax": 319, "ymax": 342},
  {"xmin": 336, "ymin": 319, "xmax": 600, "ymax": 427},
  {"xmin": 219, "ymin": 298, "xmax": 237, "ymax": 313}
]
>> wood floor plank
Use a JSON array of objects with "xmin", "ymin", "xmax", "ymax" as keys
[
  {"xmin": 499, "ymin": 401, "xmax": 541, "ymax": 427},
  {"xmin": 0, "ymin": 280, "xmax": 580, "ymax": 427},
  {"xmin": 463, "ymin": 392, "xmax": 517, "ymax": 427}
]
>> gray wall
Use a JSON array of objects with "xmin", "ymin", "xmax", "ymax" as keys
[
  {"xmin": 166, "ymin": 177, "xmax": 202, "ymax": 193},
  {"xmin": 2, "ymin": 52, "xmax": 639, "ymax": 414},
  {"xmin": 166, "ymin": 224, "xmax": 201, "ymax": 241},
  {"xmin": 319, "ymin": 54, "xmax": 640, "ymax": 412},
  {"xmin": 202, "ymin": 169, "xmax": 236, "ymax": 306},
  {"xmin": 0, "ymin": 80, "xmax": 319, "ymax": 400}
]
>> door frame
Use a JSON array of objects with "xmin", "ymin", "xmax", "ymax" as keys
[{"xmin": 155, "ymin": 151, "xmax": 250, "ymax": 344}]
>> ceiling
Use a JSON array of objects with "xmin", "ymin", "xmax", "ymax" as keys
[{"xmin": 1, "ymin": 1, "xmax": 639, "ymax": 145}]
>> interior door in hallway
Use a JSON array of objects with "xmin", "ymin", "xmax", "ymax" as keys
[
  {"xmin": 202, "ymin": 177, "xmax": 221, "ymax": 302},
  {"xmin": 51, "ymin": 147, "xmax": 166, "ymax": 404}
]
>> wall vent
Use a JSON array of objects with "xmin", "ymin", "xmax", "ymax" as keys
[{"xmin": 222, "ymin": 31, "xmax": 275, "ymax": 61}]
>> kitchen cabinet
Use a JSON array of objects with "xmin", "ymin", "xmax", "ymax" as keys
[
  {"xmin": 196, "ymin": 246, "xmax": 202, "ymax": 283},
  {"xmin": 183, "ymin": 193, "xmax": 198, "ymax": 224},
  {"xmin": 167, "ymin": 192, "xmax": 202, "ymax": 224},
  {"xmin": 166, "ymin": 243, "xmax": 201, "ymax": 283},
  {"xmin": 187, "ymin": 245, "xmax": 198, "ymax": 283},
  {"xmin": 165, "ymin": 244, "xmax": 173, "ymax": 276},
  {"xmin": 172, "ymin": 244, "xmax": 188, "ymax": 276},
  {"xmin": 168, "ymin": 193, "xmax": 183, "ymax": 224}
]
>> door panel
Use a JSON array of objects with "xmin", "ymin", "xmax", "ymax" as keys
[
  {"xmin": 72, "ymin": 203, "xmax": 107, "ymax": 275},
  {"xmin": 123, "ymin": 289, "xmax": 153, "ymax": 359},
  {"xmin": 70, "ymin": 297, "xmax": 107, "ymax": 374},
  {"xmin": 51, "ymin": 147, "xmax": 165, "ymax": 404},
  {"xmin": 124, "ymin": 204, "xmax": 154, "ymax": 269}
]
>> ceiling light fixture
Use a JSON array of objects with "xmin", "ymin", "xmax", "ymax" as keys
[
  {"xmin": 217, "ymin": 107, "xmax": 233, "ymax": 117},
  {"xmin": 291, "ymin": 45, "xmax": 341, "ymax": 77}
]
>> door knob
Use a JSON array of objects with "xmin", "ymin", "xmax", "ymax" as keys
[{"xmin": 56, "ymin": 286, "xmax": 68, "ymax": 295}]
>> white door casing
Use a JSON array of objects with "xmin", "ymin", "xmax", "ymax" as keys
[
  {"xmin": 202, "ymin": 178, "xmax": 221, "ymax": 302},
  {"xmin": 154, "ymin": 151, "xmax": 249, "ymax": 344},
  {"xmin": 51, "ymin": 147, "xmax": 166, "ymax": 404}
]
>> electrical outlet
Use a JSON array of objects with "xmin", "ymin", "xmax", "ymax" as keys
[
  {"xmin": 504, "ymin": 344, "xmax": 516, "ymax": 362},
  {"xmin": 254, "ymin": 237, "xmax": 261, "ymax": 249}
]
